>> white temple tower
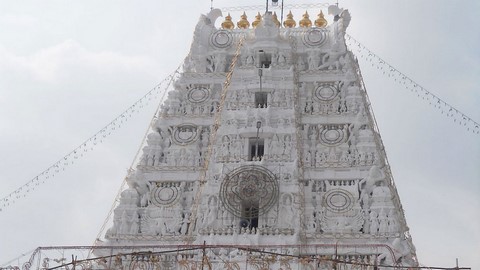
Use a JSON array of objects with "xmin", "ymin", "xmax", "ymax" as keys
[{"xmin": 98, "ymin": 6, "xmax": 418, "ymax": 269}]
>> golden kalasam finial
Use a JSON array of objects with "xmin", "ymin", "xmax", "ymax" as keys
[
  {"xmin": 299, "ymin": 11, "xmax": 312, "ymax": 28},
  {"xmin": 221, "ymin": 13, "xmax": 235, "ymax": 29},
  {"xmin": 283, "ymin": 11, "xmax": 296, "ymax": 28},
  {"xmin": 272, "ymin": 12, "xmax": 281, "ymax": 27},
  {"xmin": 237, "ymin": 12, "xmax": 250, "ymax": 29},
  {"xmin": 314, "ymin": 10, "xmax": 328, "ymax": 27},
  {"xmin": 252, "ymin": 12, "xmax": 262, "ymax": 28}
]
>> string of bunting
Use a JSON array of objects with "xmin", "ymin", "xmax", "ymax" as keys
[
  {"xmin": 92, "ymin": 66, "xmax": 181, "ymax": 250},
  {"xmin": 221, "ymin": 3, "xmax": 330, "ymax": 12},
  {"xmin": 345, "ymin": 34, "xmax": 480, "ymax": 135},
  {"xmin": 1, "ymin": 245, "xmax": 471, "ymax": 270},
  {"xmin": 0, "ymin": 68, "xmax": 181, "ymax": 212}
]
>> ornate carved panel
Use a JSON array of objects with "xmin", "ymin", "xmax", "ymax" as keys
[
  {"xmin": 302, "ymin": 28, "xmax": 328, "ymax": 47},
  {"xmin": 219, "ymin": 165, "xmax": 279, "ymax": 218},
  {"xmin": 172, "ymin": 124, "xmax": 200, "ymax": 145},
  {"xmin": 313, "ymin": 82, "xmax": 341, "ymax": 103},
  {"xmin": 210, "ymin": 30, "xmax": 233, "ymax": 49},
  {"xmin": 318, "ymin": 124, "xmax": 349, "ymax": 146},
  {"xmin": 187, "ymin": 84, "xmax": 211, "ymax": 104},
  {"xmin": 324, "ymin": 189, "xmax": 355, "ymax": 213},
  {"xmin": 150, "ymin": 182, "xmax": 183, "ymax": 207}
]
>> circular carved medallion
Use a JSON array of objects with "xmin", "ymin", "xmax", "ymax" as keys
[
  {"xmin": 172, "ymin": 124, "xmax": 200, "ymax": 145},
  {"xmin": 319, "ymin": 125, "xmax": 347, "ymax": 146},
  {"xmin": 210, "ymin": 30, "xmax": 233, "ymax": 49},
  {"xmin": 220, "ymin": 165, "xmax": 279, "ymax": 218},
  {"xmin": 150, "ymin": 183, "xmax": 181, "ymax": 207},
  {"xmin": 313, "ymin": 83, "xmax": 340, "ymax": 102},
  {"xmin": 187, "ymin": 86, "xmax": 210, "ymax": 104},
  {"xmin": 302, "ymin": 28, "xmax": 327, "ymax": 47},
  {"xmin": 324, "ymin": 189, "xmax": 354, "ymax": 213}
]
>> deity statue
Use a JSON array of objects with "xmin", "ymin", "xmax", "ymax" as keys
[
  {"xmin": 118, "ymin": 210, "xmax": 130, "ymax": 234},
  {"xmin": 206, "ymin": 197, "xmax": 218, "ymax": 228},
  {"xmin": 206, "ymin": 55, "xmax": 215, "ymax": 73},
  {"xmin": 180, "ymin": 212, "xmax": 190, "ymax": 235},
  {"xmin": 369, "ymin": 210, "xmax": 378, "ymax": 235},
  {"xmin": 278, "ymin": 50, "xmax": 286, "ymax": 65},
  {"xmin": 318, "ymin": 48, "xmax": 344, "ymax": 70},
  {"xmin": 280, "ymin": 195, "xmax": 295, "ymax": 228},
  {"xmin": 297, "ymin": 56, "xmax": 306, "ymax": 71},
  {"xmin": 360, "ymin": 165, "xmax": 385, "ymax": 197},
  {"xmin": 305, "ymin": 150, "xmax": 312, "ymax": 167},
  {"xmin": 387, "ymin": 211, "xmax": 398, "ymax": 234},
  {"xmin": 130, "ymin": 212, "xmax": 139, "ymax": 234},
  {"xmin": 214, "ymin": 54, "xmax": 226, "ymax": 72},
  {"xmin": 307, "ymin": 51, "xmax": 319, "ymax": 70},
  {"xmin": 378, "ymin": 209, "xmax": 388, "ymax": 234}
]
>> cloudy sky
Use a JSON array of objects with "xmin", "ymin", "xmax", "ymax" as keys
[{"xmin": 0, "ymin": 0, "xmax": 479, "ymax": 269}]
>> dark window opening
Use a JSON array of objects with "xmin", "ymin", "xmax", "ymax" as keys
[
  {"xmin": 258, "ymin": 51, "xmax": 272, "ymax": 68},
  {"xmin": 255, "ymin": 92, "xmax": 268, "ymax": 108},
  {"xmin": 249, "ymin": 138, "xmax": 264, "ymax": 161},
  {"xmin": 240, "ymin": 202, "xmax": 259, "ymax": 229}
]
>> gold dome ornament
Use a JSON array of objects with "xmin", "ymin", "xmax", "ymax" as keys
[
  {"xmin": 283, "ymin": 11, "xmax": 296, "ymax": 28},
  {"xmin": 299, "ymin": 11, "xmax": 312, "ymax": 28},
  {"xmin": 237, "ymin": 12, "xmax": 250, "ymax": 29},
  {"xmin": 221, "ymin": 13, "xmax": 235, "ymax": 29},
  {"xmin": 272, "ymin": 12, "xmax": 281, "ymax": 27},
  {"xmin": 252, "ymin": 12, "xmax": 262, "ymax": 28},
  {"xmin": 314, "ymin": 10, "xmax": 328, "ymax": 27}
]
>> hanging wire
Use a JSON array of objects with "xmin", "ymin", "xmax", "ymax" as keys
[
  {"xmin": 0, "ymin": 67, "xmax": 181, "ymax": 213},
  {"xmin": 220, "ymin": 3, "xmax": 329, "ymax": 12},
  {"xmin": 185, "ymin": 35, "xmax": 245, "ymax": 243},
  {"xmin": 289, "ymin": 33, "xmax": 307, "ymax": 241},
  {"xmin": 89, "ymin": 66, "xmax": 181, "ymax": 255},
  {"xmin": 1, "ymin": 245, "xmax": 471, "ymax": 270},
  {"xmin": 345, "ymin": 34, "xmax": 480, "ymax": 136}
]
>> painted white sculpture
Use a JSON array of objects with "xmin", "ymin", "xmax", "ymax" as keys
[{"xmin": 97, "ymin": 6, "xmax": 418, "ymax": 269}]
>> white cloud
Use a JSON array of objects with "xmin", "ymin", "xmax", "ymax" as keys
[
  {"xmin": 0, "ymin": 40, "xmax": 159, "ymax": 83},
  {"xmin": 0, "ymin": 1, "xmax": 479, "ymax": 269},
  {"xmin": 0, "ymin": 14, "xmax": 36, "ymax": 26}
]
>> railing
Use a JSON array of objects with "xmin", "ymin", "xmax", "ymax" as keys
[{"xmin": 1, "ymin": 243, "xmax": 404, "ymax": 270}]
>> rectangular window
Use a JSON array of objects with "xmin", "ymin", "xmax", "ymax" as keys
[
  {"xmin": 258, "ymin": 51, "xmax": 272, "ymax": 68},
  {"xmin": 255, "ymin": 92, "xmax": 268, "ymax": 108},
  {"xmin": 241, "ymin": 202, "xmax": 259, "ymax": 229},
  {"xmin": 249, "ymin": 138, "xmax": 264, "ymax": 161}
]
